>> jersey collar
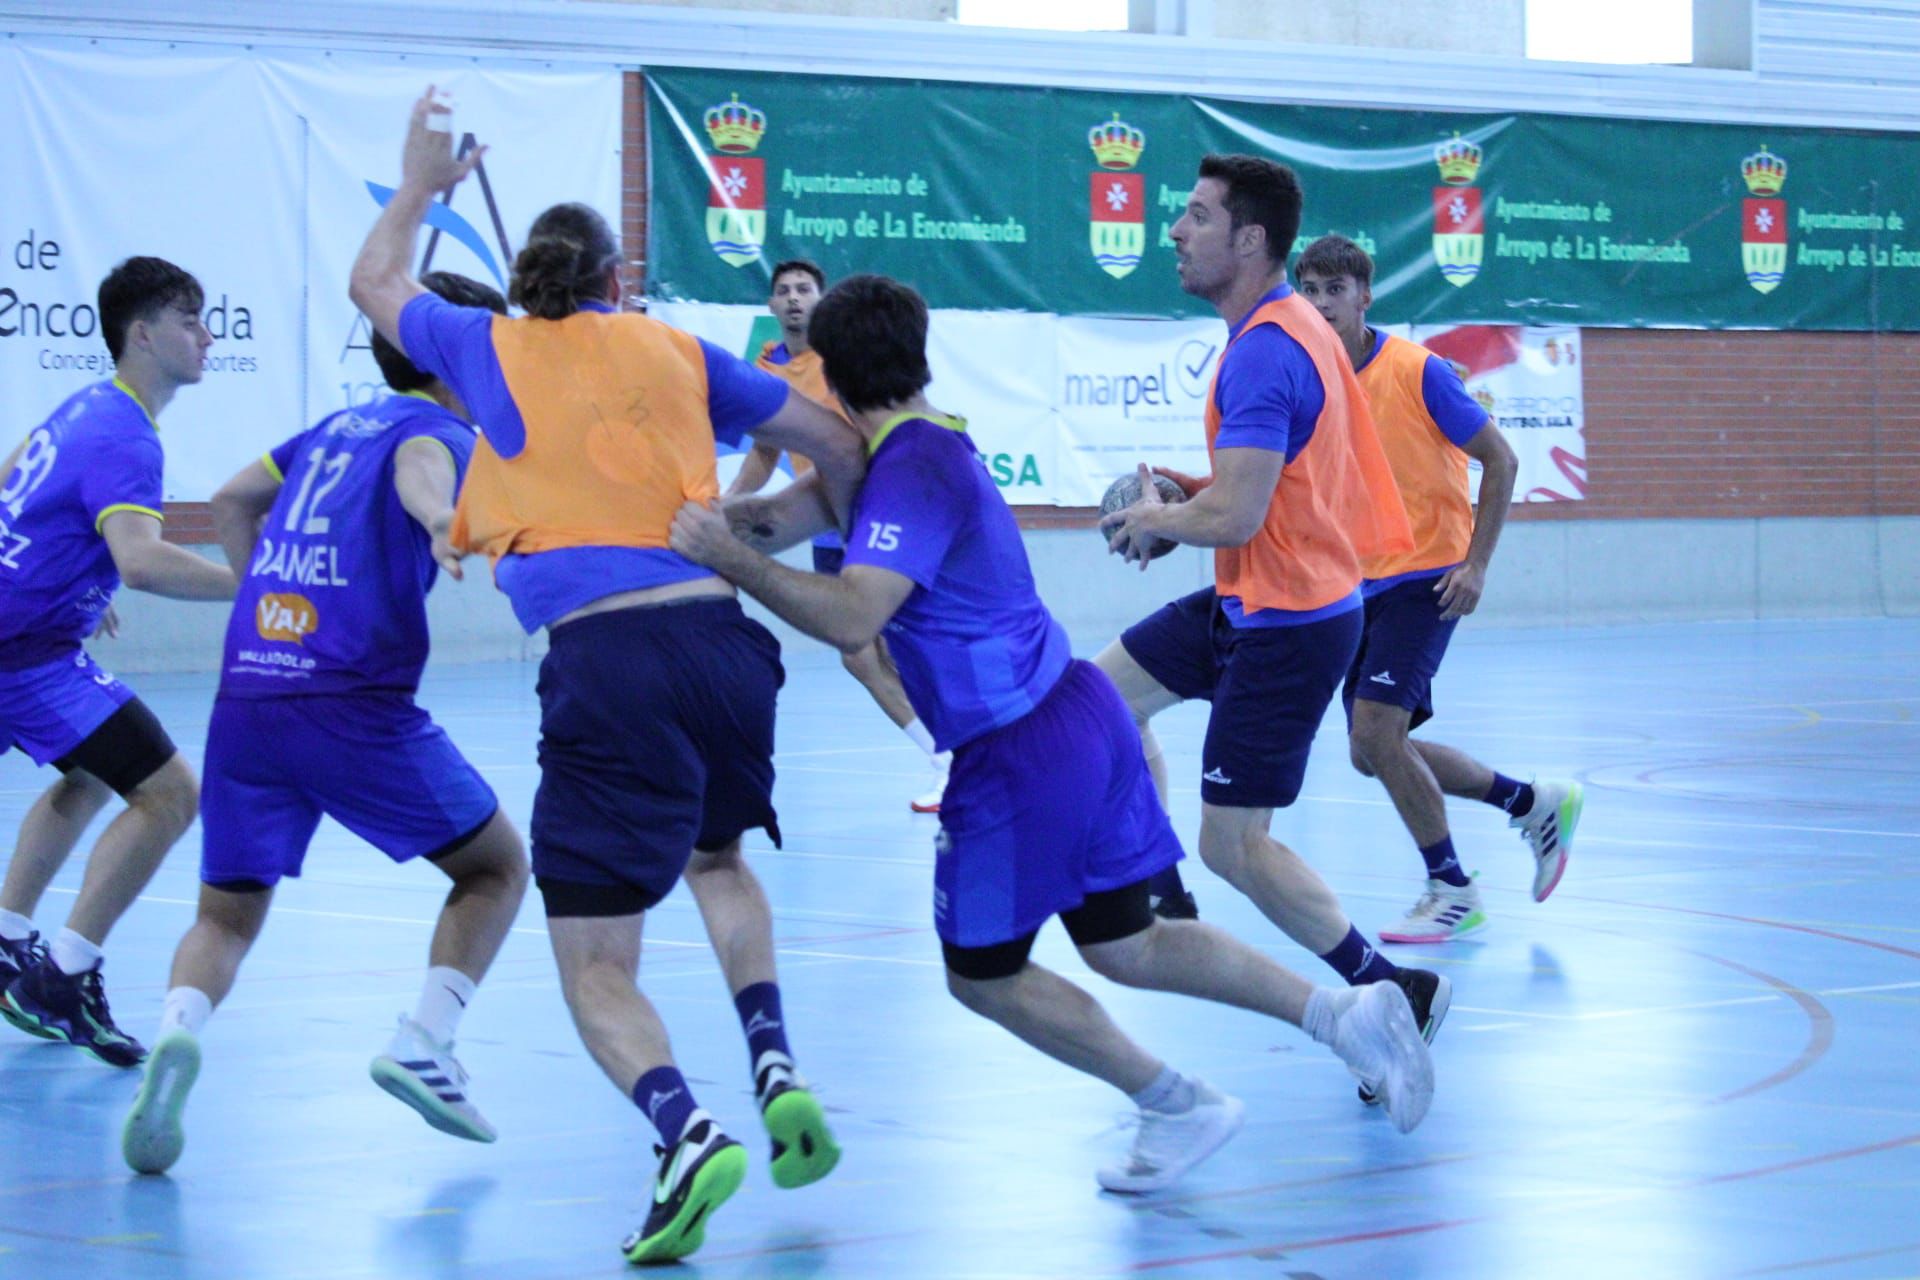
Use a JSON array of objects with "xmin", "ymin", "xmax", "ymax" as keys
[
  {"xmin": 111, "ymin": 376, "xmax": 159, "ymax": 431},
  {"xmin": 1226, "ymin": 282, "xmax": 1294, "ymax": 342},
  {"xmin": 1353, "ymin": 326, "xmax": 1385, "ymax": 374},
  {"xmin": 867, "ymin": 409, "xmax": 968, "ymax": 457}
]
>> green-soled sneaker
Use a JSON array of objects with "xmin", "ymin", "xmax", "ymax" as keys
[{"xmin": 623, "ymin": 1115, "xmax": 747, "ymax": 1265}]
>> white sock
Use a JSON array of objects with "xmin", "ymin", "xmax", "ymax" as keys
[
  {"xmin": 1130, "ymin": 1065, "xmax": 1198, "ymax": 1115},
  {"xmin": 901, "ymin": 717, "xmax": 938, "ymax": 758},
  {"xmin": 0, "ymin": 909, "xmax": 33, "ymax": 942},
  {"xmin": 158, "ymin": 986, "xmax": 213, "ymax": 1038},
  {"xmin": 1303, "ymin": 986, "xmax": 1355, "ymax": 1047},
  {"xmin": 413, "ymin": 965, "xmax": 477, "ymax": 1045},
  {"xmin": 50, "ymin": 927, "xmax": 103, "ymax": 975},
  {"xmin": 931, "ymin": 750, "xmax": 951, "ymax": 775}
]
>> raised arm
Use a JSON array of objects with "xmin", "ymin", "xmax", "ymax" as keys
[{"xmin": 348, "ymin": 88, "xmax": 484, "ymax": 348}]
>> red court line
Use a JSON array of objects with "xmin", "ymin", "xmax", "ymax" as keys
[
  {"xmin": 1728, "ymin": 1239, "xmax": 1920, "ymax": 1276},
  {"xmin": 1123, "ymin": 1131, "xmax": 1920, "ymax": 1273},
  {"xmin": 1558, "ymin": 895, "xmax": 1920, "ymax": 963}
]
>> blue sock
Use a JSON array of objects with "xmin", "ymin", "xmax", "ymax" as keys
[
  {"xmin": 734, "ymin": 981, "xmax": 792, "ymax": 1068},
  {"xmin": 1419, "ymin": 836, "xmax": 1471, "ymax": 888},
  {"xmin": 632, "ymin": 1066, "xmax": 698, "ymax": 1148},
  {"xmin": 1319, "ymin": 926, "xmax": 1399, "ymax": 986},
  {"xmin": 1484, "ymin": 773, "xmax": 1534, "ymax": 818}
]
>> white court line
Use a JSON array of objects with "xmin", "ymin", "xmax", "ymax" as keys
[{"xmin": 1455, "ymin": 980, "xmax": 1920, "ymax": 1023}]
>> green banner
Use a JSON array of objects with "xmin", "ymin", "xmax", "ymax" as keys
[{"xmin": 645, "ymin": 68, "xmax": 1920, "ymax": 330}]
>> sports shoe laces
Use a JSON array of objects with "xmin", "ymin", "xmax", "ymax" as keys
[{"xmin": 77, "ymin": 969, "xmax": 116, "ymax": 1021}]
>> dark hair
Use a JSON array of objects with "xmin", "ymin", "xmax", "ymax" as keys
[
  {"xmin": 769, "ymin": 259, "xmax": 826, "ymax": 292},
  {"xmin": 508, "ymin": 202, "xmax": 620, "ymax": 320},
  {"xmin": 1197, "ymin": 153, "xmax": 1304, "ymax": 266},
  {"xmin": 1294, "ymin": 234, "xmax": 1374, "ymax": 288},
  {"xmin": 808, "ymin": 274, "xmax": 931, "ymax": 413},
  {"xmin": 373, "ymin": 272, "xmax": 507, "ymax": 392},
  {"xmin": 98, "ymin": 257, "xmax": 204, "ymax": 362}
]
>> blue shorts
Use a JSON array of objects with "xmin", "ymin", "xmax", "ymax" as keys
[
  {"xmin": 1342, "ymin": 574, "xmax": 1460, "ymax": 731},
  {"xmin": 200, "ymin": 693, "xmax": 498, "ymax": 888},
  {"xmin": 935, "ymin": 660, "xmax": 1183, "ymax": 949},
  {"xmin": 811, "ymin": 545, "xmax": 845, "ymax": 574},
  {"xmin": 531, "ymin": 598, "xmax": 783, "ymax": 917},
  {"xmin": 1122, "ymin": 588, "xmax": 1362, "ymax": 809},
  {"xmin": 0, "ymin": 649, "xmax": 137, "ymax": 767}
]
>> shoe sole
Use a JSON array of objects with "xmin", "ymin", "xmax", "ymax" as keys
[
  {"xmin": 369, "ymin": 1056, "xmax": 496, "ymax": 1143},
  {"xmin": 1380, "ymin": 912, "xmax": 1489, "ymax": 945},
  {"xmin": 1360, "ymin": 973, "xmax": 1451, "ymax": 1107},
  {"xmin": 122, "ymin": 1031, "xmax": 200, "ymax": 1175},
  {"xmin": 1371, "ymin": 985, "xmax": 1436, "ymax": 1135},
  {"xmin": 1097, "ymin": 1095, "xmax": 1246, "ymax": 1194},
  {"xmin": 1532, "ymin": 783, "xmax": 1585, "ymax": 903},
  {"xmin": 2, "ymin": 990, "xmax": 143, "ymax": 1066},
  {"xmin": 764, "ymin": 1088, "xmax": 841, "ymax": 1189},
  {"xmin": 0, "ymin": 990, "xmax": 59, "ymax": 1041},
  {"xmin": 624, "ymin": 1141, "xmax": 748, "ymax": 1264}
]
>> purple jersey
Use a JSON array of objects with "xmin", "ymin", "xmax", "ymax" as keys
[
  {"xmin": 0, "ymin": 380, "xmax": 165, "ymax": 671},
  {"xmin": 842, "ymin": 414, "xmax": 1071, "ymax": 752},
  {"xmin": 220, "ymin": 393, "xmax": 474, "ymax": 698}
]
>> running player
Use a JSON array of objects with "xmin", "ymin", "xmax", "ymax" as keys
[
  {"xmin": 726, "ymin": 259, "xmax": 951, "ymax": 813},
  {"xmin": 671, "ymin": 273, "xmax": 1436, "ymax": 1193},
  {"xmin": 0, "ymin": 257, "xmax": 236, "ymax": 1067},
  {"xmin": 347, "ymin": 90, "xmax": 864, "ymax": 1265},
  {"xmin": 1294, "ymin": 234, "xmax": 1583, "ymax": 942},
  {"xmin": 1095, "ymin": 157, "xmax": 1452, "ymax": 1056},
  {"xmin": 120, "ymin": 271, "xmax": 532, "ymax": 1177}
]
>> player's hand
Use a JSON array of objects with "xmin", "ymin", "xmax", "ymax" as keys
[
  {"xmin": 670, "ymin": 499, "xmax": 745, "ymax": 571},
  {"xmin": 93, "ymin": 606, "xmax": 120, "ymax": 640},
  {"xmin": 400, "ymin": 86, "xmax": 484, "ymax": 195},
  {"xmin": 718, "ymin": 494, "xmax": 778, "ymax": 549},
  {"xmin": 1100, "ymin": 464, "xmax": 1164, "ymax": 572},
  {"xmin": 1435, "ymin": 561, "xmax": 1486, "ymax": 620},
  {"xmin": 1151, "ymin": 465, "xmax": 1210, "ymax": 499},
  {"xmin": 429, "ymin": 512, "xmax": 466, "ymax": 580}
]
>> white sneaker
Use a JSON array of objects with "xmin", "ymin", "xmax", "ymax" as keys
[
  {"xmin": 122, "ymin": 1028, "xmax": 201, "ymax": 1175},
  {"xmin": 369, "ymin": 1015, "xmax": 496, "ymax": 1143},
  {"xmin": 1324, "ymin": 983, "xmax": 1434, "ymax": 1134},
  {"xmin": 910, "ymin": 752, "xmax": 951, "ymax": 814},
  {"xmin": 1096, "ymin": 1080, "xmax": 1245, "ymax": 1193},
  {"xmin": 1380, "ymin": 877, "xmax": 1488, "ymax": 944},
  {"xmin": 1514, "ymin": 779, "xmax": 1584, "ymax": 902}
]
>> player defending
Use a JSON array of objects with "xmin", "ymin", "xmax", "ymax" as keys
[
  {"xmin": 672, "ymin": 274, "xmax": 1435, "ymax": 1193},
  {"xmin": 348, "ymin": 89, "xmax": 863, "ymax": 1264},
  {"xmin": 726, "ymin": 259, "xmax": 951, "ymax": 813},
  {"xmin": 1294, "ymin": 234, "xmax": 1583, "ymax": 942},
  {"xmin": 0, "ymin": 257, "xmax": 237, "ymax": 1067},
  {"xmin": 120, "ymin": 271, "xmax": 532, "ymax": 1176},
  {"xmin": 1095, "ymin": 157, "xmax": 1452, "ymax": 1054}
]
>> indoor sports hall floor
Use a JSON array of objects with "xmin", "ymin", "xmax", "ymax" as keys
[{"xmin": 2, "ymin": 616, "xmax": 1917, "ymax": 1280}]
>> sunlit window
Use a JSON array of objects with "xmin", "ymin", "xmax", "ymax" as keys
[
  {"xmin": 955, "ymin": 0, "xmax": 1128, "ymax": 32},
  {"xmin": 1526, "ymin": 0, "xmax": 1693, "ymax": 64}
]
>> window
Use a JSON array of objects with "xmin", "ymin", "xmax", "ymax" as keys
[
  {"xmin": 955, "ymin": 0, "xmax": 1128, "ymax": 32},
  {"xmin": 1525, "ymin": 0, "xmax": 1693, "ymax": 64}
]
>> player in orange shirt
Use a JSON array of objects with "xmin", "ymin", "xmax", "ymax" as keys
[
  {"xmin": 726, "ymin": 260, "xmax": 951, "ymax": 813},
  {"xmin": 1295, "ymin": 234, "xmax": 1584, "ymax": 944}
]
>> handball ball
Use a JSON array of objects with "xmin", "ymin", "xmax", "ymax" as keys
[{"xmin": 1098, "ymin": 472, "xmax": 1186, "ymax": 561}]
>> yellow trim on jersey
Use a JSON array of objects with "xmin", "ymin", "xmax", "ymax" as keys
[
  {"xmin": 111, "ymin": 377, "xmax": 159, "ymax": 431},
  {"xmin": 404, "ymin": 434, "xmax": 460, "ymax": 474},
  {"xmin": 397, "ymin": 389, "xmax": 439, "ymax": 404},
  {"xmin": 94, "ymin": 503, "xmax": 165, "ymax": 533},
  {"xmin": 260, "ymin": 452, "xmax": 285, "ymax": 484},
  {"xmin": 867, "ymin": 410, "xmax": 968, "ymax": 457}
]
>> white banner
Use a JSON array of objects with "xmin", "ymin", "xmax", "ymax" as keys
[
  {"xmin": 1401, "ymin": 323, "xmax": 1588, "ymax": 503},
  {"xmin": 1, "ymin": 44, "xmax": 303, "ymax": 500},
  {"xmin": 1, "ymin": 42, "xmax": 621, "ymax": 500},
  {"xmin": 1055, "ymin": 316, "xmax": 1218, "ymax": 505}
]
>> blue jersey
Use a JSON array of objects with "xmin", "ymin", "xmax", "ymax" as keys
[
  {"xmin": 220, "ymin": 393, "xmax": 475, "ymax": 698},
  {"xmin": 0, "ymin": 379, "xmax": 165, "ymax": 671},
  {"xmin": 841, "ymin": 415, "xmax": 1071, "ymax": 752}
]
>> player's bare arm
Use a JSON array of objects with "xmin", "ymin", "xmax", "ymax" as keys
[
  {"xmin": 725, "ymin": 441, "xmax": 784, "ymax": 498},
  {"xmin": 741, "ymin": 388, "xmax": 866, "ymax": 538},
  {"xmin": 348, "ymin": 87, "xmax": 485, "ymax": 348},
  {"xmin": 720, "ymin": 470, "xmax": 836, "ymax": 553},
  {"xmin": 102, "ymin": 510, "xmax": 236, "ymax": 601},
  {"xmin": 393, "ymin": 437, "xmax": 466, "ymax": 578},
  {"xmin": 1435, "ymin": 419, "xmax": 1518, "ymax": 620},
  {"xmin": 1103, "ymin": 447, "xmax": 1284, "ymax": 560},
  {"xmin": 670, "ymin": 499, "xmax": 912, "ymax": 653},
  {"xmin": 208, "ymin": 459, "xmax": 282, "ymax": 580}
]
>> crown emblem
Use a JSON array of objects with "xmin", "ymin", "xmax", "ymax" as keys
[
  {"xmin": 704, "ymin": 94, "xmax": 767, "ymax": 155},
  {"xmin": 1088, "ymin": 113, "xmax": 1146, "ymax": 170},
  {"xmin": 1434, "ymin": 133, "xmax": 1483, "ymax": 186},
  {"xmin": 1741, "ymin": 146, "xmax": 1787, "ymax": 196}
]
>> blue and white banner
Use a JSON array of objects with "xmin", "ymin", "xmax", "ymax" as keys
[{"xmin": 1, "ymin": 40, "xmax": 621, "ymax": 500}]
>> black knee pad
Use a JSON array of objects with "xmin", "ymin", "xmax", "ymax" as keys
[
  {"xmin": 942, "ymin": 931, "xmax": 1038, "ymax": 981},
  {"xmin": 1060, "ymin": 880, "xmax": 1155, "ymax": 947}
]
